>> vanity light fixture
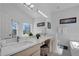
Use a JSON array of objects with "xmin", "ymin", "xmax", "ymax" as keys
[
  {"xmin": 23, "ymin": 3, "xmax": 35, "ymax": 9},
  {"xmin": 29, "ymin": 4, "xmax": 34, "ymax": 8},
  {"xmin": 25, "ymin": 3, "xmax": 31, "ymax": 6},
  {"xmin": 23, "ymin": 3, "xmax": 27, "ymax": 7},
  {"xmin": 23, "ymin": 3, "xmax": 48, "ymax": 18},
  {"xmin": 23, "ymin": 3, "xmax": 31, "ymax": 7},
  {"xmin": 38, "ymin": 10, "xmax": 48, "ymax": 18}
]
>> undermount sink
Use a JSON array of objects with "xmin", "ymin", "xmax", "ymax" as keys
[
  {"xmin": 1, "ymin": 39, "xmax": 34, "ymax": 47},
  {"xmin": 1, "ymin": 40, "xmax": 34, "ymax": 56}
]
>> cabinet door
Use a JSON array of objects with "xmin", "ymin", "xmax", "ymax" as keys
[
  {"xmin": 32, "ymin": 50, "xmax": 40, "ymax": 56},
  {"xmin": 13, "ymin": 43, "xmax": 41, "ymax": 56}
]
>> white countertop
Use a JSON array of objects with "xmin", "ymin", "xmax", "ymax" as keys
[{"xmin": 0, "ymin": 35, "xmax": 53, "ymax": 56}]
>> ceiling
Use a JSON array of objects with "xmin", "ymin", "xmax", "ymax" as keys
[{"xmin": 32, "ymin": 3, "xmax": 79, "ymax": 18}]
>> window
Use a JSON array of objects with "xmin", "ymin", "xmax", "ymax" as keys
[
  {"xmin": 47, "ymin": 22, "xmax": 51, "ymax": 29},
  {"xmin": 23, "ymin": 23, "xmax": 30, "ymax": 34},
  {"xmin": 11, "ymin": 21, "xmax": 17, "ymax": 38},
  {"xmin": 60, "ymin": 17, "xmax": 76, "ymax": 24}
]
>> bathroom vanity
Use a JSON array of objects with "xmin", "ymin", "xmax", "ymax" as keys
[
  {"xmin": 12, "ymin": 43, "xmax": 42, "ymax": 56},
  {"xmin": 0, "ymin": 35, "xmax": 54, "ymax": 56}
]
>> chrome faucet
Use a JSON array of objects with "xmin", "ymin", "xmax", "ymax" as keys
[{"xmin": 17, "ymin": 36, "xmax": 20, "ymax": 42}]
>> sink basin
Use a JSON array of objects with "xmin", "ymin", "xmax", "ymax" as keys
[{"xmin": 1, "ymin": 41, "xmax": 34, "ymax": 56}]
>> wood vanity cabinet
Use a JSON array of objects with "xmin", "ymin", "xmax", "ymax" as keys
[
  {"xmin": 12, "ymin": 39, "xmax": 53, "ymax": 56},
  {"xmin": 32, "ymin": 50, "xmax": 40, "ymax": 56},
  {"xmin": 12, "ymin": 43, "xmax": 42, "ymax": 56}
]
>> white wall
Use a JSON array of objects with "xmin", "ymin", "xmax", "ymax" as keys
[
  {"xmin": 33, "ymin": 17, "xmax": 53, "ymax": 36},
  {"xmin": 50, "ymin": 5, "xmax": 79, "ymax": 56},
  {"xmin": 51, "ymin": 6, "xmax": 79, "ymax": 42},
  {"xmin": 33, "ymin": 17, "xmax": 47, "ymax": 35}
]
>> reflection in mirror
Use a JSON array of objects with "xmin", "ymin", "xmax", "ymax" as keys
[
  {"xmin": 11, "ymin": 20, "xmax": 17, "ymax": 38},
  {"xmin": 23, "ymin": 23, "xmax": 30, "ymax": 35}
]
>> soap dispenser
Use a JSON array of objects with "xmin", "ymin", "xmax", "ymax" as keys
[{"xmin": 36, "ymin": 33, "xmax": 40, "ymax": 39}]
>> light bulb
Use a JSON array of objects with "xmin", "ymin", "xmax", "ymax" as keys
[
  {"xmin": 30, "ymin": 5, "xmax": 34, "ymax": 8},
  {"xmin": 26, "ymin": 3, "xmax": 31, "ymax": 5}
]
